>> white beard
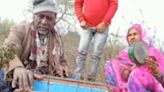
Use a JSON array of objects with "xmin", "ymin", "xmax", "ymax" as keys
[{"xmin": 38, "ymin": 28, "xmax": 49, "ymax": 35}]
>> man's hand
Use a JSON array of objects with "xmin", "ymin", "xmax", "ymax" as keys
[
  {"xmin": 96, "ymin": 22, "xmax": 107, "ymax": 33},
  {"xmin": 12, "ymin": 67, "xmax": 33, "ymax": 89},
  {"xmin": 145, "ymin": 56, "xmax": 161, "ymax": 78},
  {"xmin": 12, "ymin": 67, "xmax": 44, "ymax": 91},
  {"xmin": 80, "ymin": 20, "xmax": 87, "ymax": 28}
]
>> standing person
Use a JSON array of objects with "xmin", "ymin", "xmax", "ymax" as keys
[
  {"xmin": 105, "ymin": 24, "xmax": 164, "ymax": 92},
  {"xmin": 72, "ymin": 0, "xmax": 118, "ymax": 81},
  {"xmin": 2, "ymin": 0, "xmax": 70, "ymax": 91}
]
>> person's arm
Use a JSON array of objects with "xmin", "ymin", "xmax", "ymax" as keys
[
  {"xmin": 146, "ymin": 48, "xmax": 164, "ymax": 87},
  {"xmin": 4, "ymin": 24, "xmax": 41, "ymax": 90},
  {"xmin": 3, "ymin": 25, "xmax": 25, "ymax": 72},
  {"xmin": 118, "ymin": 49, "xmax": 136, "ymax": 81},
  {"xmin": 154, "ymin": 49, "xmax": 164, "ymax": 87},
  {"xmin": 74, "ymin": 0, "xmax": 85, "ymax": 22},
  {"xmin": 102, "ymin": 0, "xmax": 118, "ymax": 26},
  {"xmin": 119, "ymin": 63, "xmax": 136, "ymax": 82},
  {"xmin": 120, "ymin": 66, "xmax": 130, "ymax": 81}
]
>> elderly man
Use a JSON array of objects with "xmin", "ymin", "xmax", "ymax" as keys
[{"xmin": 3, "ymin": 0, "xmax": 70, "ymax": 91}]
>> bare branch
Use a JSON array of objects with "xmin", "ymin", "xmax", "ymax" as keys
[{"xmin": 56, "ymin": 0, "xmax": 68, "ymax": 24}]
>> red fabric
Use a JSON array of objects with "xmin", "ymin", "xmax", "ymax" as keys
[{"xmin": 74, "ymin": 0, "xmax": 118, "ymax": 27}]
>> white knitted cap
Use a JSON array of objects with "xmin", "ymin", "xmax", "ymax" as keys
[{"xmin": 33, "ymin": 0, "xmax": 57, "ymax": 14}]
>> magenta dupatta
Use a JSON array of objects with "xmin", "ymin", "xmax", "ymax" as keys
[{"xmin": 105, "ymin": 24, "xmax": 164, "ymax": 92}]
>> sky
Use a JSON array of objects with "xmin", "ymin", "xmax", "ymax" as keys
[
  {"xmin": 0, "ymin": 0, "xmax": 164, "ymax": 47},
  {"xmin": 0, "ymin": 0, "xmax": 30, "ymax": 22},
  {"xmin": 112, "ymin": 0, "xmax": 164, "ymax": 48}
]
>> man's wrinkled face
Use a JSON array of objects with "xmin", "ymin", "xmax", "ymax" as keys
[
  {"xmin": 33, "ymin": 11, "xmax": 56, "ymax": 35},
  {"xmin": 127, "ymin": 28, "xmax": 140, "ymax": 44}
]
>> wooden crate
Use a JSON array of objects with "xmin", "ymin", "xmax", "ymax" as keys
[{"xmin": 33, "ymin": 75, "xmax": 112, "ymax": 92}]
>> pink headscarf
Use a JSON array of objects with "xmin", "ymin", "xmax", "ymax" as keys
[
  {"xmin": 126, "ymin": 23, "xmax": 150, "ymax": 45},
  {"xmin": 119, "ymin": 23, "xmax": 150, "ymax": 63},
  {"xmin": 126, "ymin": 24, "xmax": 143, "ymax": 44}
]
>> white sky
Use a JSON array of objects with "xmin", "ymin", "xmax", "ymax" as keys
[
  {"xmin": 0, "ymin": 0, "xmax": 164, "ymax": 46},
  {"xmin": 110, "ymin": 0, "xmax": 164, "ymax": 48},
  {"xmin": 0, "ymin": 0, "xmax": 30, "ymax": 22}
]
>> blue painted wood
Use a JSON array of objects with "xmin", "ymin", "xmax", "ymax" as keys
[
  {"xmin": 33, "ymin": 80, "xmax": 106, "ymax": 92},
  {"xmin": 0, "ymin": 68, "xmax": 5, "ymax": 81}
]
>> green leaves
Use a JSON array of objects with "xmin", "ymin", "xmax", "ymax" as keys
[{"xmin": 0, "ymin": 45, "xmax": 15, "ymax": 68}]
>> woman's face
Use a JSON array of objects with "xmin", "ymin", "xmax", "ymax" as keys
[{"xmin": 127, "ymin": 28, "xmax": 140, "ymax": 44}]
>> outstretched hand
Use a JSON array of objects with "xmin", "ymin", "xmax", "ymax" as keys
[{"xmin": 12, "ymin": 67, "xmax": 44, "ymax": 91}]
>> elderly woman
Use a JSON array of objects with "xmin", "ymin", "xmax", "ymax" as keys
[{"xmin": 105, "ymin": 24, "xmax": 164, "ymax": 92}]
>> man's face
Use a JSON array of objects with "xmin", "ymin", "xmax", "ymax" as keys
[
  {"xmin": 33, "ymin": 11, "xmax": 57, "ymax": 35},
  {"xmin": 127, "ymin": 28, "xmax": 140, "ymax": 44}
]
